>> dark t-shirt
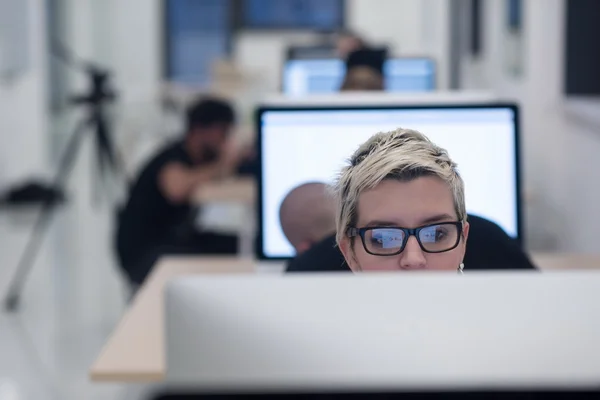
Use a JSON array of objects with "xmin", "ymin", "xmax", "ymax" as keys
[
  {"xmin": 286, "ymin": 214, "xmax": 536, "ymax": 272},
  {"xmin": 116, "ymin": 140, "xmax": 195, "ymax": 264},
  {"xmin": 286, "ymin": 234, "xmax": 348, "ymax": 273}
]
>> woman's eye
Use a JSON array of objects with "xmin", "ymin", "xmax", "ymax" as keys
[{"xmin": 435, "ymin": 230, "xmax": 447, "ymax": 241}]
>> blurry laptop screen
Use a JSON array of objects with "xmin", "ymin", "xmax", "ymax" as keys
[
  {"xmin": 384, "ymin": 58, "xmax": 436, "ymax": 91},
  {"xmin": 283, "ymin": 59, "xmax": 345, "ymax": 95},
  {"xmin": 282, "ymin": 58, "xmax": 436, "ymax": 95},
  {"xmin": 258, "ymin": 104, "xmax": 520, "ymax": 259}
]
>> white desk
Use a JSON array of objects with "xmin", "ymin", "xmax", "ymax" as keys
[
  {"xmin": 192, "ymin": 177, "xmax": 255, "ymax": 205},
  {"xmin": 192, "ymin": 178, "xmax": 256, "ymax": 256}
]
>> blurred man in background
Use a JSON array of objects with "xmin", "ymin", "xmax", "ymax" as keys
[
  {"xmin": 116, "ymin": 97, "xmax": 247, "ymax": 287},
  {"xmin": 279, "ymin": 182, "xmax": 336, "ymax": 255},
  {"xmin": 340, "ymin": 66, "xmax": 384, "ymax": 91},
  {"xmin": 279, "ymin": 182, "xmax": 346, "ymax": 272},
  {"xmin": 340, "ymin": 48, "xmax": 386, "ymax": 91}
]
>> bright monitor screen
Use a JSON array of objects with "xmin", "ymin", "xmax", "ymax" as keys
[
  {"xmin": 258, "ymin": 104, "xmax": 521, "ymax": 259},
  {"xmin": 282, "ymin": 58, "xmax": 436, "ymax": 95}
]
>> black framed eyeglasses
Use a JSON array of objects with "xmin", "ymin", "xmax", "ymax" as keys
[{"xmin": 347, "ymin": 222, "xmax": 463, "ymax": 256}]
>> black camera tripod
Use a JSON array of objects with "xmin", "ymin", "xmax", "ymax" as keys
[{"xmin": 3, "ymin": 46, "xmax": 126, "ymax": 311}]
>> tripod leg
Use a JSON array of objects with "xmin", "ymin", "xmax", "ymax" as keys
[
  {"xmin": 95, "ymin": 109, "xmax": 129, "ymax": 181},
  {"xmin": 88, "ymin": 109, "xmax": 124, "ymax": 206},
  {"xmin": 96, "ymin": 115, "xmax": 111, "ymax": 204},
  {"xmin": 3, "ymin": 117, "xmax": 91, "ymax": 311}
]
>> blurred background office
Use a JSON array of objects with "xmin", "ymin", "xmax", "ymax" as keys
[{"xmin": 1, "ymin": 0, "xmax": 599, "ymax": 399}]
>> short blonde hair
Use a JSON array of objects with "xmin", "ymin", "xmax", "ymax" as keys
[{"xmin": 334, "ymin": 128, "xmax": 466, "ymax": 245}]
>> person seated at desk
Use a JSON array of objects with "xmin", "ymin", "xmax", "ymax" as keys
[
  {"xmin": 340, "ymin": 48, "xmax": 386, "ymax": 91},
  {"xmin": 116, "ymin": 97, "xmax": 247, "ymax": 286},
  {"xmin": 279, "ymin": 182, "xmax": 336, "ymax": 255},
  {"xmin": 285, "ymin": 129, "xmax": 536, "ymax": 273}
]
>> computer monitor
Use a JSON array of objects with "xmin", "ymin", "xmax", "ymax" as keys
[
  {"xmin": 282, "ymin": 58, "xmax": 436, "ymax": 96},
  {"xmin": 384, "ymin": 58, "xmax": 437, "ymax": 92},
  {"xmin": 283, "ymin": 59, "xmax": 345, "ymax": 95},
  {"xmin": 257, "ymin": 103, "xmax": 521, "ymax": 260},
  {"xmin": 165, "ymin": 272, "xmax": 600, "ymax": 392}
]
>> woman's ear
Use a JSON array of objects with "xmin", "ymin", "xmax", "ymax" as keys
[
  {"xmin": 339, "ymin": 237, "xmax": 360, "ymax": 272},
  {"xmin": 460, "ymin": 221, "xmax": 470, "ymax": 260},
  {"xmin": 462, "ymin": 221, "xmax": 470, "ymax": 243}
]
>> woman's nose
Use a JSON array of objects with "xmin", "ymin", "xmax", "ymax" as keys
[{"xmin": 398, "ymin": 236, "xmax": 426, "ymax": 270}]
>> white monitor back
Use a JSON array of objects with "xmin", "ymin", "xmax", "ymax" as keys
[
  {"xmin": 261, "ymin": 91, "xmax": 498, "ymax": 107},
  {"xmin": 165, "ymin": 272, "xmax": 600, "ymax": 391}
]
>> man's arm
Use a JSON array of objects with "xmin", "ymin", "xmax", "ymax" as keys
[
  {"xmin": 158, "ymin": 138, "xmax": 249, "ymax": 204},
  {"xmin": 158, "ymin": 162, "xmax": 223, "ymax": 204}
]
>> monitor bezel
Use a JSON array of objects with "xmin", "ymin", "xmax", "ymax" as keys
[{"xmin": 255, "ymin": 103, "xmax": 523, "ymax": 261}]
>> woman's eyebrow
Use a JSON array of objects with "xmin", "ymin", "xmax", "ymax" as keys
[
  {"xmin": 363, "ymin": 220, "xmax": 399, "ymax": 227},
  {"xmin": 418, "ymin": 213, "xmax": 455, "ymax": 225},
  {"xmin": 363, "ymin": 214, "xmax": 455, "ymax": 228}
]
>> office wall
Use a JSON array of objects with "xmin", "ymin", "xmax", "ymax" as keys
[
  {"xmin": 461, "ymin": 0, "xmax": 600, "ymax": 253},
  {"xmin": 348, "ymin": 0, "xmax": 450, "ymax": 90},
  {"xmin": 96, "ymin": 0, "xmax": 161, "ymax": 107},
  {"xmin": 72, "ymin": 0, "xmax": 451, "ymax": 96},
  {"xmin": 61, "ymin": 0, "xmax": 452, "ymax": 165},
  {"xmin": 0, "ymin": 0, "xmax": 164, "ymax": 186},
  {"xmin": 75, "ymin": 0, "xmax": 446, "ymax": 107},
  {"xmin": 0, "ymin": 0, "xmax": 48, "ymax": 188},
  {"xmin": 235, "ymin": 0, "xmax": 451, "ymax": 92},
  {"xmin": 0, "ymin": 0, "xmax": 455, "ymax": 179},
  {"xmin": 69, "ymin": 0, "xmax": 162, "ymax": 126},
  {"xmin": 49, "ymin": 0, "xmax": 165, "ymax": 173}
]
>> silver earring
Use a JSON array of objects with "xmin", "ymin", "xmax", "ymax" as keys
[{"xmin": 458, "ymin": 262, "xmax": 464, "ymax": 275}]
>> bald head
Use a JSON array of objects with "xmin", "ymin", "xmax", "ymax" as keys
[{"xmin": 279, "ymin": 182, "xmax": 336, "ymax": 254}]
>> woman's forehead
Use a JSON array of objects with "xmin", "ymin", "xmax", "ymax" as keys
[{"xmin": 356, "ymin": 177, "xmax": 456, "ymax": 227}]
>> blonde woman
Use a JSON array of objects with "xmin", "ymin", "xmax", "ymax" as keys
[{"xmin": 334, "ymin": 128, "xmax": 469, "ymax": 272}]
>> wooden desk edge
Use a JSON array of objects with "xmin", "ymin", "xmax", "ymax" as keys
[
  {"xmin": 89, "ymin": 257, "xmax": 256, "ymax": 383},
  {"xmin": 89, "ymin": 369, "xmax": 165, "ymax": 383}
]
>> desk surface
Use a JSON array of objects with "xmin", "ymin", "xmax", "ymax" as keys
[
  {"xmin": 90, "ymin": 257, "xmax": 256, "ymax": 382},
  {"xmin": 90, "ymin": 253, "xmax": 600, "ymax": 383},
  {"xmin": 192, "ymin": 177, "xmax": 255, "ymax": 205}
]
